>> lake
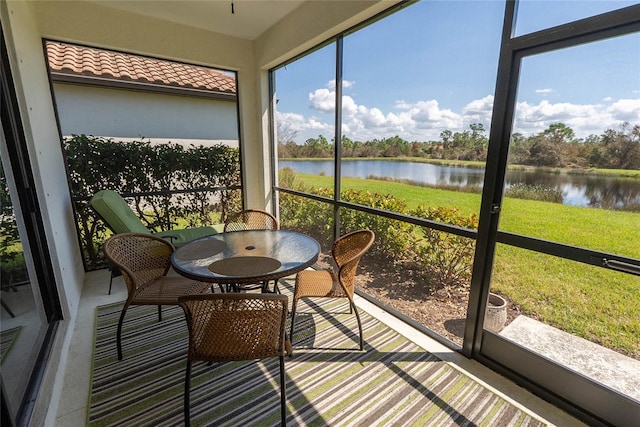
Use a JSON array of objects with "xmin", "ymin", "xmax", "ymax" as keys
[{"xmin": 279, "ymin": 159, "xmax": 640, "ymax": 209}]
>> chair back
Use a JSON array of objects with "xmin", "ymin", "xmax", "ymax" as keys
[
  {"xmin": 91, "ymin": 190, "xmax": 150, "ymax": 234},
  {"xmin": 224, "ymin": 209, "xmax": 279, "ymax": 232},
  {"xmin": 333, "ymin": 230, "xmax": 375, "ymax": 297},
  {"xmin": 178, "ymin": 294, "xmax": 288, "ymax": 362},
  {"xmin": 103, "ymin": 233, "xmax": 174, "ymax": 295}
]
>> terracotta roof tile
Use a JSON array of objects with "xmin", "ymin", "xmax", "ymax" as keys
[{"xmin": 46, "ymin": 41, "xmax": 236, "ymax": 95}]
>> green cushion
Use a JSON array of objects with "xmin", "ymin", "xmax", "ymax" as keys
[
  {"xmin": 156, "ymin": 224, "xmax": 223, "ymax": 247},
  {"xmin": 90, "ymin": 190, "xmax": 149, "ymax": 234},
  {"xmin": 90, "ymin": 190, "xmax": 224, "ymax": 246}
]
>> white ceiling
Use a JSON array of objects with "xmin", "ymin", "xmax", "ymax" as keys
[{"xmin": 89, "ymin": 0, "xmax": 307, "ymax": 40}]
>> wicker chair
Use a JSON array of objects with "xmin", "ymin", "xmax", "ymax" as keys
[
  {"xmin": 224, "ymin": 209, "xmax": 279, "ymax": 232},
  {"xmin": 178, "ymin": 293, "xmax": 289, "ymax": 427},
  {"xmin": 102, "ymin": 233, "xmax": 210, "ymax": 360},
  {"xmin": 91, "ymin": 189, "xmax": 223, "ymax": 294},
  {"xmin": 290, "ymin": 229, "xmax": 375, "ymax": 351},
  {"xmin": 224, "ymin": 209, "xmax": 280, "ymax": 292}
]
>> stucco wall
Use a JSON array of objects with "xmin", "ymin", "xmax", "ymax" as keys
[
  {"xmin": 1, "ymin": 2, "xmax": 83, "ymax": 320},
  {"xmin": 54, "ymin": 82, "xmax": 239, "ymax": 146}
]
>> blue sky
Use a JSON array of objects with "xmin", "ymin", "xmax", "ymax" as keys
[{"xmin": 275, "ymin": 1, "xmax": 639, "ymax": 143}]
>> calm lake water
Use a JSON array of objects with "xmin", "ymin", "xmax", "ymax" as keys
[{"xmin": 279, "ymin": 160, "xmax": 640, "ymax": 209}]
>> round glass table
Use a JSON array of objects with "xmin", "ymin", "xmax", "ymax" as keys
[{"xmin": 170, "ymin": 230, "xmax": 321, "ymax": 287}]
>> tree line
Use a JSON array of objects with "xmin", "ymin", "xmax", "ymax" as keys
[{"xmin": 278, "ymin": 122, "xmax": 640, "ymax": 170}]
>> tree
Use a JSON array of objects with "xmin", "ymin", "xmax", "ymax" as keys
[
  {"xmin": 381, "ymin": 136, "xmax": 410, "ymax": 157},
  {"xmin": 440, "ymin": 129, "xmax": 453, "ymax": 159},
  {"xmin": 439, "ymin": 124, "xmax": 488, "ymax": 161},
  {"xmin": 276, "ymin": 121, "xmax": 299, "ymax": 145},
  {"xmin": 341, "ymin": 135, "xmax": 355, "ymax": 157},
  {"xmin": 543, "ymin": 122, "xmax": 575, "ymax": 144},
  {"xmin": 527, "ymin": 134, "xmax": 561, "ymax": 167},
  {"xmin": 601, "ymin": 122, "xmax": 640, "ymax": 170}
]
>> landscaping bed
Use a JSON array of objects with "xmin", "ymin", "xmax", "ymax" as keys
[
  {"xmin": 315, "ymin": 253, "xmax": 519, "ymax": 346},
  {"xmin": 354, "ymin": 261, "xmax": 522, "ymax": 346}
]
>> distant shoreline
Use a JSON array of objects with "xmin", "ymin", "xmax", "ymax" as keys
[{"xmin": 280, "ymin": 157, "xmax": 640, "ymax": 179}]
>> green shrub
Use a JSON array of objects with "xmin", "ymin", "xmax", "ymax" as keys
[
  {"xmin": 410, "ymin": 205, "xmax": 479, "ymax": 287},
  {"xmin": 63, "ymin": 134, "xmax": 240, "ymax": 269},
  {"xmin": 279, "ymin": 174, "xmax": 477, "ymax": 285},
  {"xmin": 278, "ymin": 166, "xmax": 303, "ymax": 190},
  {"xmin": 338, "ymin": 189, "xmax": 413, "ymax": 260},
  {"xmin": 279, "ymin": 186, "xmax": 413, "ymax": 259},
  {"xmin": 504, "ymin": 183, "xmax": 563, "ymax": 203},
  {"xmin": 279, "ymin": 188, "xmax": 334, "ymax": 247}
]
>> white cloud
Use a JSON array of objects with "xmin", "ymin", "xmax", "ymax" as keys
[
  {"xmin": 341, "ymin": 95, "xmax": 359, "ymax": 116},
  {"xmin": 326, "ymin": 79, "xmax": 355, "ymax": 90},
  {"xmin": 276, "ymin": 112, "xmax": 307, "ymax": 132},
  {"xmin": 309, "ymin": 88, "xmax": 335, "ymax": 112},
  {"xmin": 276, "ymin": 111, "xmax": 330, "ymax": 134},
  {"xmin": 360, "ymin": 107, "xmax": 387, "ymax": 127},
  {"xmin": 462, "ymin": 95, "xmax": 494, "ymax": 126},
  {"xmin": 517, "ymin": 100, "xmax": 599, "ymax": 123},
  {"xmin": 535, "ymin": 88, "xmax": 554, "ymax": 95},
  {"xmin": 309, "ymin": 88, "xmax": 466, "ymax": 140},
  {"xmin": 607, "ymin": 98, "xmax": 640, "ymax": 122},
  {"xmin": 394, "ymin": 100, "xmax": 413, "ymax": 110},
  {"xmin": 513, "ymin": 98, "xmax": 639, "ymax": 137},
  {"xmin": 286, "ymin": 84, "xmax": 639, "ymax": 142},
  {"xmin": 406, "ymin": 100, "xmax": 459, "ymax": 126}
]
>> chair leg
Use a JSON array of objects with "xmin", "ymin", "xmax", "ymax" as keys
[
  {"xmin": 184, "ymin": 360, "xmax": 192, "ymax": 427},
  {"xmin": 260, "ymin": 280, "xmax": 279, "ymax": 293},
  {"xmin": 157, "ymin": 305, "xmax": 162, "ymax": 322},
  {"xmin": 289, "ymin": 300, "xmax": 297, "ymax": 346},
  {"xmin": 284, "ymin": 336, "xmax": 293, "ymax": 357},
  {"xmin": 108, "ymin": 266, "xmax": 114, "ymax": 295},
  {"xmin": 352, "ymin": 301, "xmax": 364, "ymax": 351},
  {"xmin": 116, "ymin": 305, "xmax": 129, "ymax": 360},
  {"xmin": 279, "ymin": 355, "xmax": 286, "ymax": 426}
]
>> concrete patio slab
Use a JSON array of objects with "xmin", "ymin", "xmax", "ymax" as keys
[{"xmin": 500, "ymin": 315, "xmax": 640, "ymax": 402}]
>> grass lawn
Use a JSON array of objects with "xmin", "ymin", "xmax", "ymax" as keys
[
  {"xmin": 290, "ymin": 172, "xmax": 640, "ymax": 357},
  {"xmin": 294, "ymin": 173, "xmax": 482, "ymax": 213}
]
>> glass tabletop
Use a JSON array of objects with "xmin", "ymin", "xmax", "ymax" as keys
[{"xmin": 171, "ymin": 230, "xmax": 321, "ymax": 283}]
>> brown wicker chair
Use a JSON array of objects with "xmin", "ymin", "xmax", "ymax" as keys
[
  {"xmin": 290, "ymin": 229, "xmax": 375, "ymax": 351},
  {"xmin": 224, "ymin": 209, "xmax": 279, "ymax": 232},
  {"xmin": 102, "ymin": 232, "xmax": 210, "ymax": 360},
  {"xmin": 224, "ymin": 209, "xmax": 280, "ymax": 292},
  {"xmin": 178, "ymin": 293, "xmax": 289, "ymax": 427}
]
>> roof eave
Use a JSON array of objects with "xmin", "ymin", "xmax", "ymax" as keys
[{"xmin": 50, "ymin": 72, "xmax": 237, "ymax": 102}]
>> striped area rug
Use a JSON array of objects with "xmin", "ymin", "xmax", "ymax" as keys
[{"xmin": 88, "ymin": 281, "xmax": 547, "ymax": 427}]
